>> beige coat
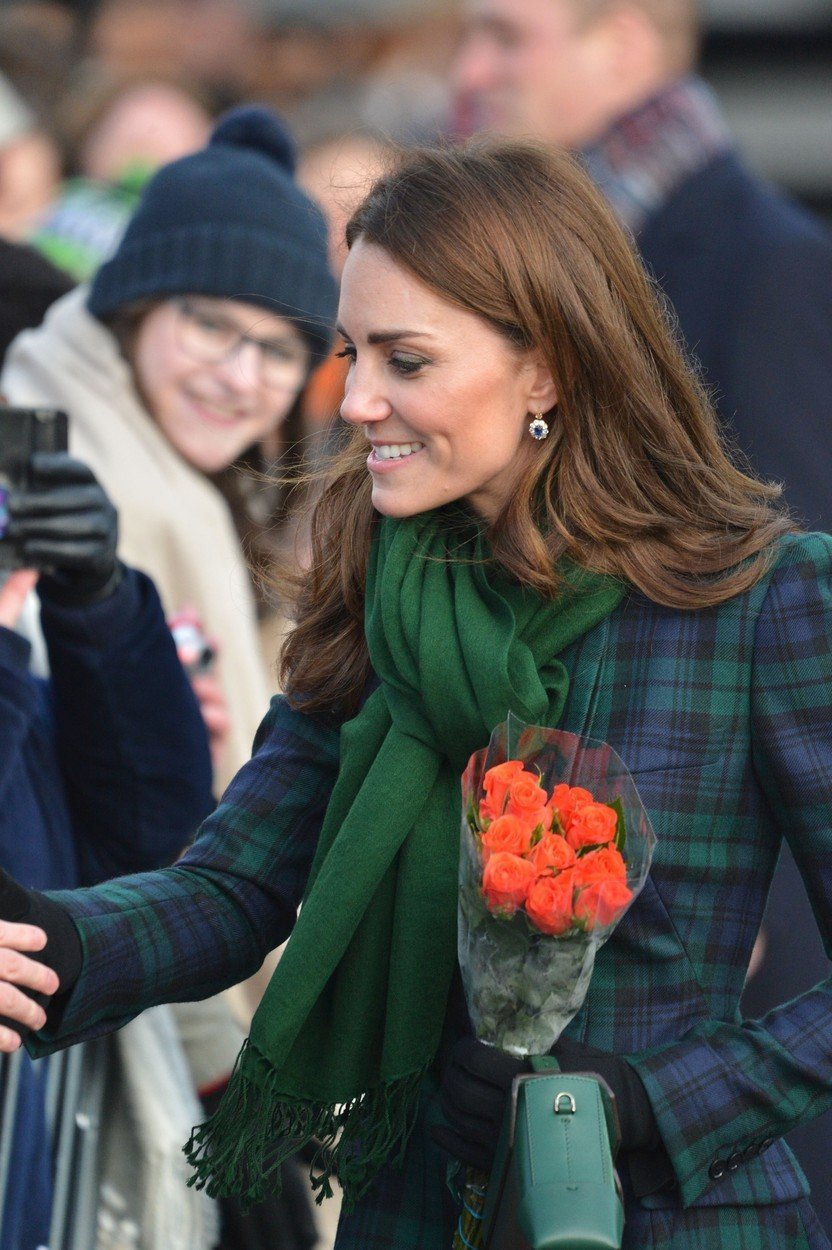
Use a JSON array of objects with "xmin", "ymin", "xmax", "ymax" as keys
[{"xmin": 2, "ymin": 286, "xmax": 274, "ymax": 790}]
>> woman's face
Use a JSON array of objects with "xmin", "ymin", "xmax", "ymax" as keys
[
  {"xmin": 338, "ymin": 240, "xmax": 556, "ymax": 522},
  {"xmin": 132, "ymin": 296, "xmax": 309, "ymax": 474}
]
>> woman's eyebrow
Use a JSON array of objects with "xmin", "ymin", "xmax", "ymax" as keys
[
  {"xmin": 335, "ymin": 323, "xmax": 433, "ymax": 344},
  {"xmin": 188, "ymin": 300, "xmax": 296, "ymax": 342}
]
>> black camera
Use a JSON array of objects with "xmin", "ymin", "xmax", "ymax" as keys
[{"xmin": 0, "ymin": 407, "xmax": 68, "ymax": 570}]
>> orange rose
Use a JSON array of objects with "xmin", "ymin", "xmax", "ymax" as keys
[
  {"xmin": 565, "ymin": 801, "xmax": 618, "ymax": 851},
  {"xmin": 525, "ymin": 872, "xmax": 575, "ymax": 935},
  {"xmin": 528, "ymin": 833, "xmax": 576, "ymax": 878},
  {"xmin": 481, "ymin": 814, "xmax": 533, "ymax": 861},
  {"xmin": 550, "ymin": 784, "xmax": 594, "ymax": 833},
  {"xmin": 481, "ymin": 760, "xmax": 526, "ymax": 820},
  {"xmin": 524, "ymin": 807, "xmax": 557, "ymax": 837},
  {"xmin": 506, "ymin": 773, "xmax": 550, "ymax": 822},
  {"xmin": 573, "ymin": 878, "xmax": 632, "ymax": 929},
  {"xmin": 482, "ymin": 852, "xmax": 536, "ymax": 916},
  {"xmin": 570, "ymin": 845, "xmax": 626, "ymax": 887}
]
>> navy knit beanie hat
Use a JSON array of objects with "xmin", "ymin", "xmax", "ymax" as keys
[{"xmin": 88, "ymin": 106, "xmax": 337, "ymax": 364}]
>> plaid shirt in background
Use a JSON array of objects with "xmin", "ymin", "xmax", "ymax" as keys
[{"xmin": 36, "ymin": 532, "xmax": 832, "ymax": 1250}]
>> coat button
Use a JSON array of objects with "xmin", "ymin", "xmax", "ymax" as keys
[
  {"xmin": 742, "ymin": 1143, "xmax": 759, "ymax": 1163},
  {"xmin": 709, "ymin": 1158, "xmax": 727, "ymax": 1180},
  {"xmin": 727, "ymin": 1151, "xmax": 743, "ymax": 1171},
  {"xmin": 759, "ymin": 1137, "xmax": 775, "ymax": 1153}
]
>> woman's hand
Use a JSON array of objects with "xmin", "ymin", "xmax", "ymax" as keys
[
  {"xmin": 431, "ymin": 1034, "xmax": 662, "ymax": 1169},
  {"xmin": 0, "ymin": 569, "xmax": 39, "ymax": 630},
  {"xmin": 7, "ymin": 452, "xmax": 121, "ymax": 606},
  {"xmin": 0, "ymin": 919, "xmax": 59, "ymax": 1051},
  {"xmin": 431, "ymin": 1036, "xmax": 528, "ymax": 1171}
]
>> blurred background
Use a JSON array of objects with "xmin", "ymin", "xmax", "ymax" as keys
[
  {"xmin": 0, "ymin": 0, "xmax": 830, "ymax": 259},
  {"xmin": 700, "ymin": 0, "xmax": 832, "ymax": 223}
]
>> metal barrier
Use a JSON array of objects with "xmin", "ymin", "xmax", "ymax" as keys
[
  {"xmin": 0, "ymin": 1039, "xmax": 109, "ymax": 1250},
  {"xmin": 0, "ymin": 1049, "xmax": 24, "ymax": 1235}
]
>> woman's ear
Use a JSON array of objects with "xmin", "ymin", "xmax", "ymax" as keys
[{"xmin": 525, "ymin": 351, "xmax": 559, "ymax": 415}]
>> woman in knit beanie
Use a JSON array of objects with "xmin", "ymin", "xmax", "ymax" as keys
[
  {"xmin": 1, "ymin": 105, "xmax": 336, "ymax": 1250},
  {"xmin": 2, "ymin": 105, "xmax": 338, "ymax": 792}
]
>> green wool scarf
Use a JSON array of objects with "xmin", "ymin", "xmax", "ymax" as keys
[{"xmin": 186, "ymin": 509, "xmax": 624, "ymax": 1209}]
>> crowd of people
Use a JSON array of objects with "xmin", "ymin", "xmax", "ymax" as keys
[{"xmin": 0, "ymin": 2, "xmax": 830, "ymax": 1250}]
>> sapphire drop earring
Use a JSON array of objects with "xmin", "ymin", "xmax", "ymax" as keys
[{"xmin": 528, "ymin": 412, "xmax": 549, "ymax": 441}]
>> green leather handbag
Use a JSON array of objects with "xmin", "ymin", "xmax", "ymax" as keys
[{"xmin": 480, "ymin": 1059, "xmax": 624, "ymax": 1250}]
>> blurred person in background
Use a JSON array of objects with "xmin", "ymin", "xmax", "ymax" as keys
[
  {"xmin": 3, "ymin": 105, "xmax": 338, "ymax": 795},
  {"xmin": 0, "ymin": 72, "xmax": 61, "ymax": 242},
  {"xmin": 248, "ymin": 0, "xmax": 456, "ymax": 146},
  {"xmin": 31, "ymin": 72, "xmax": 212, "ymax": 280},
  {"xmin": 0, "ymin": 72, "xmax": 73, "ymax": 365},
  {"xmin": 0, "ymin": 236, "xmax": 72, "ymax": 363},
  {"xmin": 297, "ymin": 128, "xmax": 391, "ymax": 437},
  {"xmin": 453, "ymin": 0, "xmax": 832, "ymax": 1230},
  {"xmin": 86, "ymin": 0, "xmax": 259, "ymax": 110},
  {"xmin": 0, "ymin": 459, "xmax": 215, "ymax": 1250}
]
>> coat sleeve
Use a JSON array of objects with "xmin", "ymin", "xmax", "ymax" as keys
[
  {"xmin": 39, "ymin": 566, "xmax": 214, "ymax": 882},
  {"xmin": 627, "ymin": 532, "xmax": 832, "ymax": 1207},
  {"xmin": 0, "ymin": 627, "xmax": 38, "ymax": 803},
  {"xmin": 28, "ymin": 694, "xmax": 341, "ymax": 1055}
]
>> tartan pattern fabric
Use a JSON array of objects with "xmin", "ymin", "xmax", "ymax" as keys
[
  {"xmin": 582, "ymin": 75, "xmax": 731, "ymax": 235},
  {"xmin": 34, "ymin": 531, "xmax": 832, "ymax": 1249}
]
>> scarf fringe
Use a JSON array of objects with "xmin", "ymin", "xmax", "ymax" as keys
[{"xmin": 184, "ymin": 1039, "xmax": 427, "ymax": 1213}]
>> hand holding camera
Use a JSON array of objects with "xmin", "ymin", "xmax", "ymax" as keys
[{"xmin": 5, "ymin": 451, "xmax": 121, "ymax": 607}]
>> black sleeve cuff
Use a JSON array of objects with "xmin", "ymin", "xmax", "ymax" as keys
[
  {"xmin": 37, "ymin": 560, "xmax": 124, "ymax": 609},
  {"xmin": 0, "ymin": 871, "xmax": 83, "ymax": 1034}
]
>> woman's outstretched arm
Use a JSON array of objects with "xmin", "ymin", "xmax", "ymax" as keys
[{"xmin": 0, "ymin": 695, "xmax": 341, "ymax": 1055}]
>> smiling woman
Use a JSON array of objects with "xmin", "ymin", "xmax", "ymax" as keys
[
  {"xmin": 0, "ymin": 137, "xmax": 829, "ymax": 1250},
  {"xmin": 130, "ymin": 296, "xmax": 309, "ymax": 475},
  {"xmin": 336, "ymin": 238, "xmax": 556, "ymax": 521},
  {"xmin": 1, "ymin": 105, "xmax": 337, "ymax": 788}
]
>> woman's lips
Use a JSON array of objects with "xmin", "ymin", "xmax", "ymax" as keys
[
  {"xmin": 367, "ymin": 444, "xmax": 427, "ymax": 473},
  {"xmin": 186, "ymin": 394, "xmax": 249, "ymax": 429}
]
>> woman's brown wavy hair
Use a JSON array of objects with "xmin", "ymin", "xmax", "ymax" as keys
[{"xmin": 281, "ymin": 138, "xmax": 793, "ymax": 718}]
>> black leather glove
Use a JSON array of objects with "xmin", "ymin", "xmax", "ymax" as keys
[
  {"xmin": 7, "ymin": 452, "xmax": 121, "ymax": 605},
  {"xmin": 431, "ymin": 1036, "xmax": 529, "ymax": 1171},
  {"xmin": 0, "ymin": 868, "xmax": 83, "ymax": 1035},
  {"xmin": 431, "ymin": 1034, "xmax": 661, "ymax": 1172},
  {"xmin": 552, "ymin": 1035, "xmax": 658, "ymax": 1151}
]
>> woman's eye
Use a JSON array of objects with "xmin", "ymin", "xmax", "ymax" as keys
[
  {"xmin": 335, "ymin": 346, "xmax": 357, "ymax": 364},
  {"xmin": 195, "ymin": 314, "xmax": 230, "ymax": 335},
  {"xmin": 262, "ymin": 341, "xmax": 298, "ymax": 364},
  {"xmin": 390, "ymin": 354, "xmax": 426, "ymax": 376}
]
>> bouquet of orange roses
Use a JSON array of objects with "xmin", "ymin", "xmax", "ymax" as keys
[{"xmin": 453, "ymin": 715, "xmax": 655, "ymax": 1248}]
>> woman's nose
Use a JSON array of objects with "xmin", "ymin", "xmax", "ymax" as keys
[
  {"xmin": 339, "ymin": 363, "xmax": 392, "ymax": 427},
  {"xmin": 216, "ymin": 339, "xmax": 262, "ymax": 392}
]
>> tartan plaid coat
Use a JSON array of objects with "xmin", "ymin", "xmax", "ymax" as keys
[{"xmin": 37, "ymin": 531, "xmax": 832, "ymax": 1249}]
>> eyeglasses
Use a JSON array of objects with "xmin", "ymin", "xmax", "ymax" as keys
[{"xmin": 172, "ymin": 298, "xmax": 308, "ymax": 391}]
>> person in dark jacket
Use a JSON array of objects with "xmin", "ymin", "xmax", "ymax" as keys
[
  {"xmin": 0, "ymin": 238, "xmax": 73, "ymax": 364},
  {"xmin": 453, "ymin": 0, "xmax": 832, "ymax": 1226},
  {"xmin": 0, "ymin": 450, "xmax": 212, "ymax": 1250}
]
